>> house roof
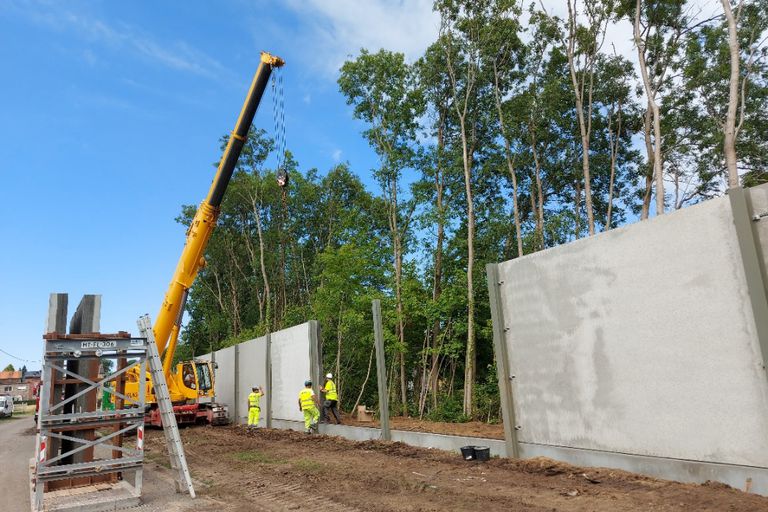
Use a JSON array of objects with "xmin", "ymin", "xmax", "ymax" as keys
[{"xmin": 0, "ymin": 370, "xmax": 22, "ymax": 380}]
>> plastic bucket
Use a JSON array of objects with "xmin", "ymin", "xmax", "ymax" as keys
[
  {"xmin": 473, "ymin": 446, "xmax": 490, "ymax": 461},
  {"xmin": 460, "ymin": 445, "xmax": 475, "ymax": 460}
]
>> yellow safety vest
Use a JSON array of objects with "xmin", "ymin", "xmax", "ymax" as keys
[
  {"xmin": 299, "ymin": 388, "xmax": 315, "ymax": 410},
  {"xmin": 248, "ymin": 392, "xmax": 261, "ymax": 409},
  {"xmin": 324, "ymin": 380, "xmax": 338, "ymax": 401}
]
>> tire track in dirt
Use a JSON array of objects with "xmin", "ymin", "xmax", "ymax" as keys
[{"xmin": 243, "ymin": 480, "xmax": 365, "ymax": 512}]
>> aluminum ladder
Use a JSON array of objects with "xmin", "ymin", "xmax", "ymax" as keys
[{"xmin": 137, "ymin": 314, "xmax": 196, "ymax": 498}]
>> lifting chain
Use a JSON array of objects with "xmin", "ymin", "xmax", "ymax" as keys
[{"xmin": 271, "ymin": 66, "xmax": 287, "ymax": 188}]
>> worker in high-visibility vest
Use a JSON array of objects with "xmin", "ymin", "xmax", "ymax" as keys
[
  {"xmin": 247, "ymin": 386, "xmax": 263, "ymax": 428},
  {"xmin": 298, "ymin": 380, "xmax": 319, "ymax": 434},
  {"xmin": 321, "ymin": 372, "xmax": 341, "ymax": 424}
]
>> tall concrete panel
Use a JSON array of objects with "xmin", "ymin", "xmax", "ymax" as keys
[
  {"xmin": 236, "ymin": 338, "xmax": 268, "ymax": 425},
  {"xmin": 495, "ymin": 194, "xmax": 768, "ymax": 470},
  {"xmin": 271, "ymin": 323, "xmax": 313, "ymax": 422}
]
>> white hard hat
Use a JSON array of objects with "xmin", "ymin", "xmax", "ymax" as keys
[{"xmin": 326, "ymin": 373, "xmax": 333, "ymax": 379}]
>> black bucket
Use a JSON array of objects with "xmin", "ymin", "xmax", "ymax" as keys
[
  {"xmin": 460, "ymin": 445, "xmax": 475, "ymax": 460},
  {"xmin": 473, "ymin": 446, "xmax": 490, "ymax": 461}
]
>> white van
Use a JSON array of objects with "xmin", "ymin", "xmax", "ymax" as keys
[{"xmin": 0, "ymin": 395, "xmax": 13, "ymax": 417}]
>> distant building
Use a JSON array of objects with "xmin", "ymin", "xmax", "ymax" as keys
[{"xmin": 0, "ymin": 369, "xmax": 40, "ymax": 402}]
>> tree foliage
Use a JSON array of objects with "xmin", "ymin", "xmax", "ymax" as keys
[{"xmin": 178, "ymin": 0, "xmax": 768, "ymax": 422}]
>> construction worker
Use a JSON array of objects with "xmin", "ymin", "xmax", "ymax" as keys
[
  {"xmin": 298, "ymin": 380, "xmax": 319, "ymax": 434},
  {"xmin": 321, "ymin": 373, "xmax": 341, "ymax": 424},
  {"xmin": 247, "ymin": 386, "xmax": 263, "ymax": 428}
]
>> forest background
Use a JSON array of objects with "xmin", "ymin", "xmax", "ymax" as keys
[{"xmin": 175, "ymin": 0, "xmax": 768, "ymax": 422}]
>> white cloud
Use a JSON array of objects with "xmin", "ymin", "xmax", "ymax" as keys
[
  {"xmin": 303, "ymin": 94, "xmax": 312, "ymax": 104},
  {"xmin": 4, "ymin": 1, "xmax": 231, "ymax": 80},
  {"xmin": 283, "ymin": 0, "xmax": 439, "ymax": 75},
  {"xmin": 332, "ymin": 149, "xmax": 343, "ymax": 162},
  {"xmin": 538, "ymin": 0, "xmax": 723, "ymax": 76}
]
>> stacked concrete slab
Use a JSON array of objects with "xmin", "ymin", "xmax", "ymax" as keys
[{"xmin": 487, "ymin": 185, "xmax": 768, "ymax": 494}]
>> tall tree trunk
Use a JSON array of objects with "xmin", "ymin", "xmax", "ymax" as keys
[
  {"xmin": 389, "ymin": 179, "xmax": 408, "ymax": 415},
  {"xmin": 352, "ymin": 344, "xmax": 375, "ymax": 415},
  {"xmin": 567, "ymin": 0, "xmax": 597, "ymax": 235},
  {"xmin": 336, "ymin": 307, "xmax": 343, "ymax": 398},
  {"xmin": 461, "ymin": 133, "xmax": 476, "ymax": 417},
  {"xmin": 606, "ymin": 97, "xmax": 622, "ymax": 230},
  {"xmin": 640, "ymin": 101, "xmax": 654, "ymax": 220},
  {"xmin": 574, "ymin": 179, "xmax": 582, "ymax": 238},
  {"xmin": 529, "ymin": 123, "xmax": 545, "ymax": 250},
  {"xmin": 722, "ymin": 0, "xmax": 742, "ymax": 188},
  {"xmin": 429, "ymin": 120, "xmax": 446, "ymax": 412},
  {"xmin": 493, "ymin": 61, "xmax": 523, "ymax": 257},
  {"xmin": 252, "ymin": 197, "xmax": 271, "ymax": 327},
  {"xmin": 635, "ymin": 0, "xmax": 664, "ymax": 215}
]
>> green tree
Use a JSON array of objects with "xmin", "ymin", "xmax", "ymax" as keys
[{"xmin": 339, "ymin": 49, "xmax": 423, "ymax": 414}]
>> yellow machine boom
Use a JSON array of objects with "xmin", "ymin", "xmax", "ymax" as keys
[
  {"xmin": 154, "ymin": 51, "xmax": 284, "ymax": 367},
  {"xmin": 122, "ymin": 52, "xmax": 284, "ymax": 425}
]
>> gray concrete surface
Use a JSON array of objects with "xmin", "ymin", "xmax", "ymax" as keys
[
  {"xmin": 270, "ymin": 419, "xmax": 507, "ymax": 457},
  {"xmin": 496, "ymin": 195, "xmax": 768, "ymax": 468},
  {"xmin": 201, "ymin": 321, "xmax": 320, "ymax": 426},
  {"xmin": 0, "ymin": 416, "xmax": 36, "ymax": 512}
]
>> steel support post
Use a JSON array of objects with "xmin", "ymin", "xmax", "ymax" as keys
[
  {"xmin": 730, "ymin": 187, "xmax": 768, "ymax": 382},
  {"xmin": 372, "ymin": 299, "xmax": 391, "ymax": 441},
  {"xmin": 265, "ymin": 331, "xmax": 272, "ymax": 428},
  {"xmin": 486, "ymin": 263, "xmax": 520, "ymax": 458}
]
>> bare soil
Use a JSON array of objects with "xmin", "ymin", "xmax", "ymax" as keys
[
  {"xmin": 144, "ymin": 425, "xmax": 768, "ymax": 511},
  {"xmin": 344, "ymin": 416, "xmax": 505, "ymax": 439}
]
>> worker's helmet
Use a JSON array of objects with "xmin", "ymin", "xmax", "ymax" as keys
[
  {"xmin": 326, "ymin": 373, "xmax": 333, "ymax": 379},
  {"xmin": 252, "ymin": 386, "xmax": 259, "ymax": 391},
  {"xmin": 304, "ymin": 380, "xmax": 312, "ymax": 387}
]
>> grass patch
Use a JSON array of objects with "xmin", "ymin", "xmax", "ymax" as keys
[
  {"xmin": 146, "ymin": 451, "xmax": 172, "ymax": 469},
  {"xmin": 292, "ymin": 459, "xmax": 323, "ymax": 472},
  {"xmin": 232, "ymin": 450, "xmax": 284, "ymax": 465}
]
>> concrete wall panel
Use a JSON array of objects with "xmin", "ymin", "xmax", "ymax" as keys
[
  {"xmin": 212, "ymin": 346, "xmax": 235, "ymax": 421},
  {"xmin": 271, "ymin": 323, "xmax": 312, "ymax": 422},
  {"xmin": 497, "ymin": 195, "xmax": 768, "ymax": 467},
  {"xmin": 236, "ymin": 337, "xmax": 267, "ymax": 425}
]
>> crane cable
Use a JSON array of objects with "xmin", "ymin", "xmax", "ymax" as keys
[{"xmin": 271, "ymin": 65, "xmax": 287, "ymax": 186}]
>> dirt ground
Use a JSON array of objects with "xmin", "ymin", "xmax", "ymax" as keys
[
  {"xmin": 344, "ymin": 416, "xmax": 505, "ymax": 439},
  {"xmin": 144, "ymin": 425, "xmax": 768, "ymax": 512}
]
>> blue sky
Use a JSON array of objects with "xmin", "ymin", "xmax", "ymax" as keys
[
  {"xmin": 0, "ymin": 0, "xmax": 720, "ymax": 370},
  {"xmin": 0, "ymin": 0, "xmax": 440, "ymax": 369}
]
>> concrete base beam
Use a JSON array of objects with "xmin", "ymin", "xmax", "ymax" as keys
[{"xmin": 268, "ymin": 420, "xmax": 768, "ymax": 496}]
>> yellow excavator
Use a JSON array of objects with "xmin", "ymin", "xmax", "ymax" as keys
[{"xmin": 121, "ymin": 52, "xmax": 285, "ymax": 427}]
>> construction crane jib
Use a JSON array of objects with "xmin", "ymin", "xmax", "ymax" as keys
[{"xmin": 153, "ymin": 52, "xmax": 285, "ymax": 367}]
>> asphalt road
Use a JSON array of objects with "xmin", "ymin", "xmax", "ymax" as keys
[{"xmin": 0, "ymin": 416, "xmax": 35, "ymax": 512}]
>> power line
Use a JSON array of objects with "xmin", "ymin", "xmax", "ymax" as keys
[{"xmin": 0, "ymin": 346, "xmax": 40, "ymax": 364}]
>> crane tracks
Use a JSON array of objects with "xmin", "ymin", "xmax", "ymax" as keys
[{"xmin": 244, "ymin": 480, "xmax": 364, "ymax": 512}]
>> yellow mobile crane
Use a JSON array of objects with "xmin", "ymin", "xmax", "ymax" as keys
[{"xmin": 123, "ymin": 52, "xmax": 285, "ymax": 427}]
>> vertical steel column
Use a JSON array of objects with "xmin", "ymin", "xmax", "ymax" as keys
[
  {"xmin": 308, "ymin": 321, "xmax": 322, "ymax": 397},
  {"xmin": 372, "ymin": 300, "xmax": 391, "ymax": 441},
  {"xmin": 234, "ymin": 344, "xmax": 240, "ymax": 424},
  {"xmin": 486, "ymin": 263, "xmax": 520, "ymax": 458},
  {"xmin": 730, "ymin": 187, "xmax": 768, "ymax": 381},
  {"xmin": 265, "ymin": 331, "xmax": 272, "ymax": 428}
]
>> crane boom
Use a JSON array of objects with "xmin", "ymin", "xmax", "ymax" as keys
[{"xmin": 153, "ymin": 51, "xmax": 285, "ymax": 363}]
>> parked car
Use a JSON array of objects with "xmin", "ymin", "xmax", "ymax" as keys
[{"xmin": 0, "ymin": 395, "xmax": 14, "ymax": 417}]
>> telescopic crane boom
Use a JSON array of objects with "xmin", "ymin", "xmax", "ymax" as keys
[{"xmin": 154, "ymin": 52, "xmax": 284, "ymax": 368}]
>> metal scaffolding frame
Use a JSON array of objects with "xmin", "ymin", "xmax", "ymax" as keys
[{"xmin": 33, "ymin": 335, "xmax": 148, "ymax": 512}]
